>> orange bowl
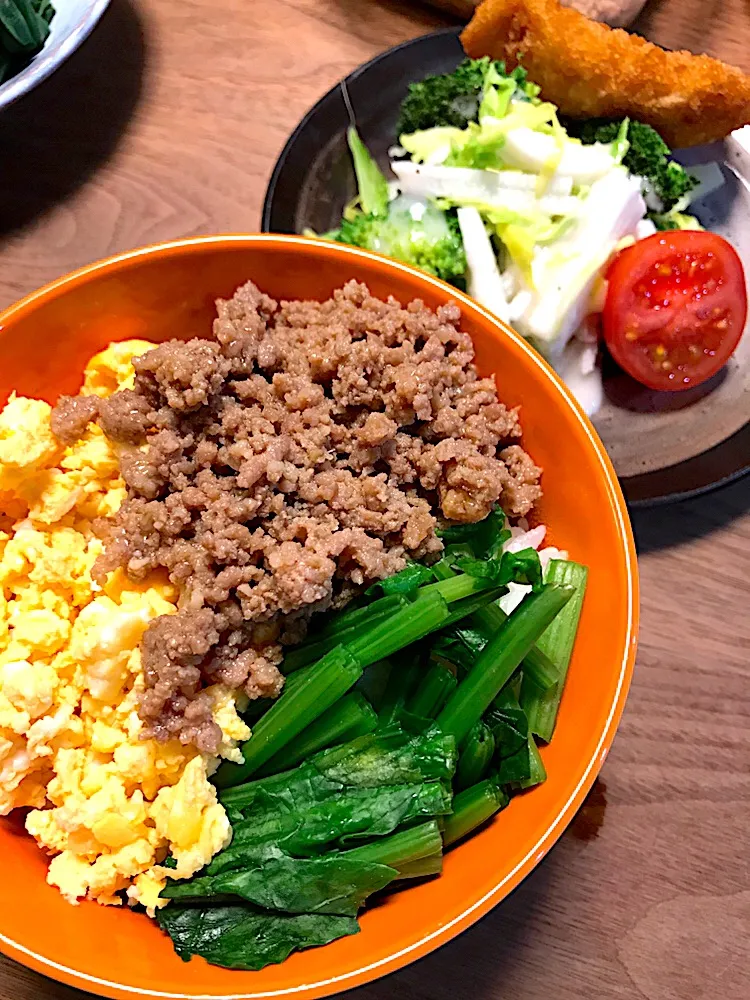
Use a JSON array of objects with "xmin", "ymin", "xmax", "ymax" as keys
[{"xmin": 0, "ymin": 236, "xmax": 638, "ymax": 999}]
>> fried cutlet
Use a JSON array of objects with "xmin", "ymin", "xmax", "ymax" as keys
[{"xmin": 461, "ymin": 0, "xmax": 750, "ymax": 148}]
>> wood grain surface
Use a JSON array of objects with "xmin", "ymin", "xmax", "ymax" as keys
[{"xmin": 0, "ymin": 1, "xmax": 748, "ymax": 998}]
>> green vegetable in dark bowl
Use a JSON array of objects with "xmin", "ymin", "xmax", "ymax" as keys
[
  {"xmin": 0, "ymin": 0, "xmax": 55, "ymax": 85},
  {"xmin": 322, "ymin": 128, "xmax": 467, "ymax": 287},
  {"xmin": 396, "ymin": 57, "xmax": 538, "ymax": 135},
  {"xmin": 322, "ymin": 60, "xmax": 544, "ymax": 289},
  {"xmin": 333, "ymin": 204, "xmax": 468, "ymax": 286}
]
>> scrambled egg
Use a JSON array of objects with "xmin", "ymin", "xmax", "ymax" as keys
[{"xmin": 0, "ymin": 342, "xmax": 250, "ymax": 914}]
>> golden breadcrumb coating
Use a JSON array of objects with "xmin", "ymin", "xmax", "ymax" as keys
[{"xmin": 462, "ymin": 0, "xmax": 750, "ymax": 148}]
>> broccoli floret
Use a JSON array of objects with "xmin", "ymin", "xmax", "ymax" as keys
[
  {"xmin": 576, "ymin": 118, "xmax": 697, "ymax": 212},
  {"xmin": 326, "ymin": 127, "xmax": 466, "ymax": 284},
  {"xmin": 397, "ymin": 58, "xmax": 488, "ymax": 135},
  {"xmin": 396, "ymin": 57, "xmax": 533, "ymax": 135},
  {"xmin": 332, "ymin": 199, "xmax": 467, "ymax": 287}
]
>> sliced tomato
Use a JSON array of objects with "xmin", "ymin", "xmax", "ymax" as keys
[{"xmin": 602, "ymin": 230, "xmax": 747, "ymax": 391}]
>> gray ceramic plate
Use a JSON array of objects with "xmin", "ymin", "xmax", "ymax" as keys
[{"xmin": 261, "ymin": 28, "xmax": 750, "ymax": 506}]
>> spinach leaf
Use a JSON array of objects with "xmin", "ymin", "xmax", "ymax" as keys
[
  {"xmin": 14, "ymin": 0, "xmax": 49, "ymax": 46},
  {"xmin": 315, "ymin": 726, "xmax": 455, "ymax": 787},
  {"xmin": 486, "ymin": 686, "xmax": 534, "ymax": 782},
  {"xmin": 35, "ymin": 0, "xmax": 54, "ymax": 23},
  {"xmin": 0, "ymin": 0, "xmax": 55, "ymax": 84},
  {"xmin": 157, "ymin": 905, "xmax": 358, "ymax": 970},
  {"xmin": 365, "ymin": 562, "xmax": 435, "ymax": 596},
  {"xmin": 495, "ymin": 739, "xmax": 534, "ymax": 784},
  {"xmin": 161, "ymin": 725, "xmax": 456, "ymax": 968},
  {"xmin": 485, "ymin": 703, "xmax": 529, "ymax": 757},
  {"xmin": 213, "ymin": 781, "xmax": 452, "ymax": 866},
  {"xmin": 438, "ymin": 506, "xmax": 509, "ymax": 557},
  {"xmin": 225, "ymin": 727, "xmax": 456, "ymax": 816},
  {"xmin": 0, "ymin": 0, "xmax": 37, "ymax": 48},
  {"xmin": 430, "ymin": 626, "xmax": 486, "ymax": 675},
  {"xmin": 377, "ymin": 654, "xmax": 423, "ymax": 728},
  {"xmin": 162, "ymin": 845, "xmax": 396, "ymax": 916},
  {"xmin": 454, "ymin": 547, "xmax": 543, "ymax": 591}
]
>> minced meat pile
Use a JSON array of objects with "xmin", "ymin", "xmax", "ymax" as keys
[{"xmin": 51, "ymin": 279, "xmax": 542, "ymax": 752}]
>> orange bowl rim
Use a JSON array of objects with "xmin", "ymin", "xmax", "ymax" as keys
[{"xmin": 0, "ymin": 234, "xmax": 639, "ymax": 1000}]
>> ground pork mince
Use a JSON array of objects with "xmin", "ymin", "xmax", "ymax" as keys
[{"xmin": 51, "ymin": 279, "xmax": 542, "ymax": 752}]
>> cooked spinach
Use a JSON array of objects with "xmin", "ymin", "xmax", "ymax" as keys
[
  {"xmin": 453, "ymin": 546, "xmax": 543, "ymax": 591},
  {"xmin": 157, "ymin": 905, "xmax": 359, "ymax": 971},
  {"xmin": 212, "ymin": 781, "xmax": 451, "ymax": 866},
  {"xmin": 155, "ymin": 515, "xmax": 587, "ymax": 973},
  {"xmin": 0, "ymin": 0, "xmax": 55, "ymax": 84},
  {"xmin": 437, "ymin": 505, "xmax": 510, "ymax": 555},
  {"xmin": 162, "ymin": 845, "xmax": 396, "ymax": 916},
  {"xmin": 365, "ymin": 562, "xmax": 436, "ymax": 596}
]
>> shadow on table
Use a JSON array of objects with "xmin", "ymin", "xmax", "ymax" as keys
[
  {"xmin": 0, "ymin": 0, "xmax": 147, "ymax": 238},
  {"xmin": 340, "ymin": 854, "xmax": 554, "ymax": 1000},
  {"xmin": 631, "ymin": 477, "xmax": 750, "ymax": 553}
]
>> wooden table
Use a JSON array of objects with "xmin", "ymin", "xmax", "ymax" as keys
[{"xmin": 1, "ymin": 0, "xmax": 748, "ymax": 997}]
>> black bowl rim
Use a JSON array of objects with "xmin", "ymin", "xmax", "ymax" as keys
[{"xmin": 261, "ymin": 26, "xmax": 463, "ymax": 233}]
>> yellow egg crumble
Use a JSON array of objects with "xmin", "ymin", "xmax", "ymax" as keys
[{"xmin": 0, "ymin": 342, "xmax": 250, "ymax": 914}]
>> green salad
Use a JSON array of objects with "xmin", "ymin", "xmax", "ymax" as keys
[
  {"xmin": 318, "ymin": 58, "xmax": 726, "ymax": 415},
  {"xmin": 0, "ymin": 0, "xmax": 55, "ymax": 84},
  {"xmin": 156, "ymin": 509, "xmax": 588, "ymax": 971}
]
